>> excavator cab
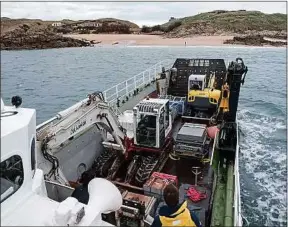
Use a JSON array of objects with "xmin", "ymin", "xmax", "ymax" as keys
[
  {"xmin": 188, "ymin": 74, "xmax": 206, "ymax": 91},
  {"xmin": 133, "ymin": 98, "xmax": 171, "ymax": 149},
  {"xmin": 187, "ymin": 74, "xmax": 221, "ymax": 117}
]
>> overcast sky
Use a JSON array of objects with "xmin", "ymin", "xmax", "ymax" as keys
[{"xmin": 1, "ymin": 1, "xmax": 287, "ymax": 26}]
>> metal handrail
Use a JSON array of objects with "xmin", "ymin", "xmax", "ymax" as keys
[
  {"xmin": 36, "ymin": 60, "xmax": 173, "ymax": 130},
  {"xmin": 103, "ymin": 60, "xmax": 173, "ymax": 108}
]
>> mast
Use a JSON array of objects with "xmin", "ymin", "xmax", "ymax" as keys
[{"xmin": 226, "ymin": 58, "xmax": 248, "ymax": 122}]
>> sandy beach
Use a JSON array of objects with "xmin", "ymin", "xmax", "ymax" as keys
[{"xmin": 63, "ymin": 34, "xmax": 234, "ymax": 46}]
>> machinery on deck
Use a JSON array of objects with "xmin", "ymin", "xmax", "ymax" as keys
[
  {"xmin": 29, "ymin": 57, "xmax": 248, "ymax": 227},
  {"xmin": 133, "ymin": 98, "xmax": 172, "ymax": 149},
  {"xmin": 116, "ymin": 191, "xmax": 157, "ymax": 227},
  {"xmin": 36, "ymin": 92, "xmax": 128, "ymax": 184},
  {"xmin": 36, "ymin": 92, "xmax": 182, "ymax": 189},
  {"xmin": 91, "ymin": 97, "xmax": 182, "ymax": 188},
  {"xmin": 174, "ymin": 123, "xmax": 209, "ymax": 159},
  {"xmin": 187, "ymin": 74, "xmax": 221, "ymax": 118}
]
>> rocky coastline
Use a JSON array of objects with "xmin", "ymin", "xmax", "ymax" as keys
[
  {"xmin": 224, "ymin": 35, "xmax": 287, "ymax": 47},
  {"xmin": 1, "ymin": 25, "xmax": 91, "ymax": 50}
]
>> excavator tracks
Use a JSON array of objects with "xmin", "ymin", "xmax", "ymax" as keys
[
  {"xmin": 92, "ymin": 149, "xmax": 117, "ymax": 177},
  {"xmin": 125, "ymin": 155, "xmax": 141, "ymax": 184},
  {"xmin": 86, "ymin": 149, "xmax": 169, "ymax": 190},
  {"xmin": 135, "ymin": 155, "xmax": 159, "ymax": 186},
  {"xmin": 107, "ymin": 155, "xmax": 124, "ymax": 180}
]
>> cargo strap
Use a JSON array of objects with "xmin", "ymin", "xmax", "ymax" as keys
[{"xmin": 186, "ymin": 186, "xmax": 207, "ymax": 202}]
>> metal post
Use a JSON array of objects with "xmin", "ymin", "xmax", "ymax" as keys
[
  {"xmin": 191, "ymin": 167, "xmax": 201, "ymax": 186},
  {"xmin": 142, "ymin": 72, "xmax": 145, "ymax": 85},
  {"xmin": 134, "ymin": 75, "xmax": 137, "ymax": 89},
  {"xmin": 149, "ymin": 70, "xmax": 151, "ymax": 82},
  {"xmin": 116, "ymin": 85, "xmax": 119, "ymax": 98},
  {"xmin": 103, "ymin": 91, "xmax": 107, "ymax": 101},
  {"xmin": 126, "ymin": 80, "xmax": 128, "ymax": 96}
]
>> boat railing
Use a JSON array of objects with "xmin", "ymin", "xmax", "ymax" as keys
[
  {"xmin": 36, "ymin": 60, "xmax": 173, "ymax": 130},
  {"xmin": 234, "ymin": 121, "xmax": 243, "ymax": 226},
  {"xmin": 103, "ymin": 59, "xmax": 173, "ymax": 111}
]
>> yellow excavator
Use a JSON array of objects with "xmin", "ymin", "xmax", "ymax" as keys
[{"xmin": 187, "ymin": 73, "xmax": 221, "ymax": 117}]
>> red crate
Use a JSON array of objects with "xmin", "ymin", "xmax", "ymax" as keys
[{"xmin": 143, "ymin": 172, "xmax": 178, "ymax": 198}]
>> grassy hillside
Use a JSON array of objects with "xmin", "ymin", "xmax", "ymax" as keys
[
  {"xmin": 161, "ymin": 10, "xmax": 287, "ymax": 38},
  {"xmin": 1, "ymin": 18, "xmax": 51, "ymax": 35},
  {"xmin": 1, "ymin": 17, "xmax": 139, "ymax": 37}
]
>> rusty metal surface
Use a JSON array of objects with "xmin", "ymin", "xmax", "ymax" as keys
[{"xmin": 123, "ymin": 191, "xmax": 153, "ymax": 207}]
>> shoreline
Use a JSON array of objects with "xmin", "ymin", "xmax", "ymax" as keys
[
  {"xmin": 1, "ymin": 45, "xmax": 286, "ymax": 52},
  {"xmin": 63, "ymin": 34, "xmax": 234, "ymax": 46},
  {"xmin": 1, "ymin": 33, "xmax": 286, "ymax": 51},
  {"xmin": 63, "ymin": 34, "xmax": 286, "ymax": 47}
]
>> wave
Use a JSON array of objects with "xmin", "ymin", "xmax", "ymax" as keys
[
  {"xmin": 238, "ymin": 109, "xmax": 287, "ymax": 226},
  {"xmin": 240, "ymin": 99, "xmax": 286, "ymax": 117}
]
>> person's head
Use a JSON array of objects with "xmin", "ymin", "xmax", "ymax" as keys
[
  {"xmin": 79, "ymin": 171, "xmax": 91, "ymax": 186},
  {"xmin": 163, "ymin": 183, "xmax": 179, "ymax": 207}
]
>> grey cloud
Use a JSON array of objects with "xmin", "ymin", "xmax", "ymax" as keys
[{"xmin": 1, "ymin": 1, "xmax": 286, "ymax": 26}]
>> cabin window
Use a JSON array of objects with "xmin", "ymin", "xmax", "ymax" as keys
[
  {"xmin": 0, "ymin": 155, "xmax": 24, "ymax": 203},
  {"xmin": 136, "ymin": 114, "xmax": 157, "ymax": 147},
  {"xmin": 31, "ymin": 138, "xmax": 36, "ymax": 172},
  {"xmin": 190, "ymin": 80, "xmax": 203, "ymax": 90}
]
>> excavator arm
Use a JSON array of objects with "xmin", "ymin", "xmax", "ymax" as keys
[
  {"xmin": 37, "ymin": 92, "xmax": 126, "ymax": 154},
  {"xmin": 210, "ymin": 58, "xmax": 248, "ymax": 125}
]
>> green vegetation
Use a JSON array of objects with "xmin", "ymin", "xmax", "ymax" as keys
[
  {"xmin": 140, "ymin": 10, "xmax": 286, "ymax": 37},
  {"xmin": 160, "ymin": 10, "xmax": 287, "ymax": 37},
  {"xmin": 141, "ymin": 21, "xmax": 182, "ymax": 33},
  {"xmin": 180, "ymin": 10, "xmax": 286, "ymax": 32}
]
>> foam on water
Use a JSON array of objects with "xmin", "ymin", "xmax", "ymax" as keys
[{"xmin": 238, "ymin": 108, "xmax": 287, "ymax": 226}]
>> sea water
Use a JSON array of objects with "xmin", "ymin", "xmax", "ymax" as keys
[{"xmin": 1, "ymin": 46, "xmax": 286, "ymax": 226}]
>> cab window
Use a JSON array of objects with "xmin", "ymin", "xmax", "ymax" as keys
[
  {"xmin": 0, "ymin": 155, "xmax": 24, "ymax": 203},
  {"xmin": 190, "ymin": 80, "xmax": 203, "ymax": 90}
]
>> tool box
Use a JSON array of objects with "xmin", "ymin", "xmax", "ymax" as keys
[{"xmin": 143, "ymin": 172, "xmax": 178, "ymax": 200}]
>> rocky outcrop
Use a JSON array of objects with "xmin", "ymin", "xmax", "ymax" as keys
[
  {"xmin": 0, "ymin": 17, "xmax": 140, "ymax": 50},
  {"xmin": 1, "ymin": 24, "xmax": 91, "ymax": 50},
  {"xmin": 224, "ymin": 35, "xmax": 287, "ymax": 47}
]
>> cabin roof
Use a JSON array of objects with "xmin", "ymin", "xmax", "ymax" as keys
[{"xmin": 1, "ymin": 106, "xmax": 35, "ymax": 138}]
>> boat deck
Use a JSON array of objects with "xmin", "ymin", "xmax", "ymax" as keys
[
  {"xmin": 106, "ymin": 85, "xmax": 214, "ymax": 225},
  {"xmin": 155, "ymin": 118, "xmax": 213, "ymax": 226},
  {"xmin": 160, "ymin": 158, "xmax": 212, "ymax": 226}
]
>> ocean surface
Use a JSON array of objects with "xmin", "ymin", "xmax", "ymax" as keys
[{"xmin": 1, "ymin": 45, "xmax": 287, "ymax": 226}]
